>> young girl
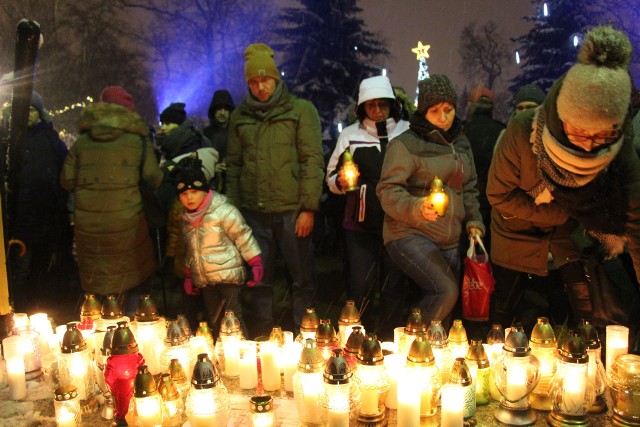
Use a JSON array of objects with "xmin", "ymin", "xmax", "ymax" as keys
[{"xmin": 174, "ymin": 153, "xmax": 262, "ymax": 338}]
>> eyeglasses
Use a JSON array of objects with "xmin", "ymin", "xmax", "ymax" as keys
[{"xmin": 564, "ymin": 130, "xmax": 621, "ymax": 147}]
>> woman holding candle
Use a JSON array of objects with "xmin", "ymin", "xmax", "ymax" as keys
[
  {"xmin": 326, "ymin": 75, "xmax": 410, "ymax": 339},
  {"xmin": 486, "ymin": 26, "xmax": 640, "ymax": 335},
  {"xmin": 377, "ymin": 74, "xmax": 484, "ymax": 328}
]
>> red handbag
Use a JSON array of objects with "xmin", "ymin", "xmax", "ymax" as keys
[{"xmin": 462, "ymin": 236, "xmax": 495, "ymax": 321}]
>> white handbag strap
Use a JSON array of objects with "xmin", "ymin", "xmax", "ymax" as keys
[{"xmin": 467, "ymin": 235, "xmax": 489, "ymax": 261}]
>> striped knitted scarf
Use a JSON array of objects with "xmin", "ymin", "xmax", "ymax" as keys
[{"xmin": 528, "ymin": 107, "xmax": 628, "ymax": 258}]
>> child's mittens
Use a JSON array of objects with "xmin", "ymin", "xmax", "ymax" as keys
[
  {"xmin": 183, "ymin": 267, "xmax": 200, "ymax": 296},
  {"xmin": 246, "ymin": 255, "xmax": 264, "ymax": 288}
]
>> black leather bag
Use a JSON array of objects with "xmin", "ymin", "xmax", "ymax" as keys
[{"xmin": 581, "ymin": 255, "xmax": 630, "ymax": 326}]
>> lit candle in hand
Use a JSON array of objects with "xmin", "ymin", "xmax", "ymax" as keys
[{"xmin": 428, "ymin": 176, "xmax": 448, "ymax": 216}]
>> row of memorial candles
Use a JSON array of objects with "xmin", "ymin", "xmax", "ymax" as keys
[{"xmin": 2, "ymin": 294, "xmax": 639, "ymax": 427}]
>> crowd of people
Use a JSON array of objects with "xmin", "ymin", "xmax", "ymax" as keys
[{"xmin": 6, "ymin": 25, "xmax": 640, "ymax": 353}]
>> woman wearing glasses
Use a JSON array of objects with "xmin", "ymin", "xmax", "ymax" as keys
[{"xmin": 487, "ymin": 26, "xmax": 640, "ymax": 330}]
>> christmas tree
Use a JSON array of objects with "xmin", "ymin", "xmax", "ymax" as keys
[{"xmin": 412, "ymin": 41, "xmax": 431, "ymax": 105}]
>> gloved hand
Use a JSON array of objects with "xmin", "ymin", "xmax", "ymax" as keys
[
  {"xmin": 246, "ymin": 255, "xmax": 264, "ymax": 288},
  {"xmin": 183, "ymin": 267, "xmax": 200, "ymax": 296}
]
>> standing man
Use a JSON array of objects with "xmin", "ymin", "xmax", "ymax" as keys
[
  {"xmin": 226, "ymin": 43, "xmax": 324, "ymax": 338},
  {"xmin": 203, "ymin": 89, "xmax": 235, "ymax": 192}
]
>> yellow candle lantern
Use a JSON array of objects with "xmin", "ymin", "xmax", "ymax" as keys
[
  {"xmin": 449, "ymin": 358, "xmax": 475, "ymax": 420},
  {"xmin": 94, "ymin": 294, "xmax": 129, "ymax": 332},
  {"xmin": 427, "ymin": 176, "xmax": 448, "ymax": 216},
  {"xmin": 608, "ymin": 354, "xmax": 640, "ymax": 426},
  {"xmin": 448, "ymin": 319, "xmax": 469, "ymax": 360},
  {"xmin": 339, "ymin": 148, "xmax": 360, "ymax": 192},
  {"xmin": 529, "ymin": 316, "xmax": 557, "ymax": 411},
  {"xmin": 195, "ymin": 321, "xmax": 214, "ymax": 348},
  {"xmin": 158, "ymin": 373, "xmax": 183, "ymax": 427}
]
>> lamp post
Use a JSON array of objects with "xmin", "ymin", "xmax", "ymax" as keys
[
  {"xmin": 547, "ymin": 330, "xmax": 593, "ymax": 427},
  {"xmin": 529, "ymin": 316, "xmax": 557, "ymax": 411},
  {"xmin": 493, "ymin": 325, "xmax": 541, "ymax": 426}
]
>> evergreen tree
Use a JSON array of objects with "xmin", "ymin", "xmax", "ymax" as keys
[{"xmin": 274, "ymin": 0, "xmax": 388, "ymax": 138}]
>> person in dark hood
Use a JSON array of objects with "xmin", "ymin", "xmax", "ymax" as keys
[
  {"xmin": 156, "ymin": 102, "xmax": 214, "ymax": 160},
  {"xmin": 203, "ymin": 90, "xmax": 235, "ymax": 192}
]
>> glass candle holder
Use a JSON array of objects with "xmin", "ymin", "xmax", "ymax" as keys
[
  {"xmin": 185, "ymin": 353, "xmax": 230, "ymax": 427},
  {"xmin": 18, "ymin": 328, "xmax": 43, "ymax": 380},
  {"xmin": 128, "ymin": 365, "xmax": 164, "ymax": 427},
  {"xmin": 337, "ymin": 300, "xmax": 361, "ymax": 347},
  {"xmin": 260, "ymin": 341, "xmax": 282, "ymax": 392},
  {"xmin": 283, "ymin": 341, "xmax": 302, "ymax": 392},
  {"xmin": 606, "ymin": 325, "xmax": 629, "ymax": 374},
  {"xmin": 3, "ymin": 335, "xmax": 27, "ymax": 400},
  {"xmin": 319, "ymin": 349, "xmax": 361, "ymax": 427},
  {"xmin": 130, "ymin": 295, "xmax": 165, "ymax": 377},
  {"xmin": 355, "ymin": 334, "xmax": 390, "ymax": 424},
  {"xmin": 529, "ymin": 316, "xmax": 557, "ymax": 411},
  {"xmin": 340, "ymin": 149, "xmax": 360, "ymax": 192},
  {"xmin": 58, "ymin": 322, "xmax": 94, "ymax": 401},
  {"xmin": 79, "ymin": 293, "xmax": 101, "ymax": 330},
  {"xmin": 160, "ymin": 321, "xmax": 195, "ymax": 382},
  {"xmin": 577, "ymin": 320, "xmax": 608, "ymax": 415},
  {"xmin": 486, "ymin": 323, "xmax": 505, "ymax": 401},
  {"xmin": 441, "ymin": 383, "xmax": 465, "ymax": 427},
  {"xmin": 465, "ymin": 339, "xmax": 490, "ymax": 405},
  {"xmin": 95, "ymin": 294, "xmax": 129, "ymax": 333},
  {"xmin": 316, "ymin": 319, "xmax": 339, "ymax": 362},
  {"xmin": 397, "ymin": 308, "xmax": 426, "ymax": 357},
  {"xmin": 608, "ymin": 354, "xmax": 640, "ymax": 425},
  {"xmin": 159, "ymin": 373, "xmax": 183, "ymax": 427},
  {"xmin": 427, "ymin": 176, "xmax": 448, "ymax": 216},
  {"xmin": 426, "ymin": 319, "xmax": 453, "ymax": 384},
  {"xmin": 293, "ymin": 339, "xmax": 326, "ymax": 425},
  {"xmin": 54, "ymin": 385, "xmax": 82, "ymax": 427},
  {"xmin": 448, "ymin": 319, "xmax": 469, "ymax": 360},
  {"xmin": 383, "ymin": 353, "xmax": 404, "ymax": 410},
  {"xmin": 249, "ymin": 395, "xmax": 276, "ymax": 427},
  {"xmin": 296, "ymin": 307, "xmax": 319, "ymax": 343},
  {"xmin": 239, "ymin": 340, "xmax": 259, "ymax": 390},
  {"xmin": 29, "ymin": 312, "xmax": 54, "ymax": 358}
]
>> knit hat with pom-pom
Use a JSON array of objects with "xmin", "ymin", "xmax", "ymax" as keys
[
  {"xmin": 556, "ymin": 26, "xmax": 632, "ymax": 131},
  {"xmin": 244, "ymin": 43, "xmax": 281, "ymax": 83},
  {"xmin": 160, "ymin": 102, "xmax": 187, "ymax": 125},
  {"xmin": 173, "ymin": 152, "xmax": 210, "ymax": 195},
  {"xmin": 417, "ymin": 74, "xmax": 457, "ymax": 115}
]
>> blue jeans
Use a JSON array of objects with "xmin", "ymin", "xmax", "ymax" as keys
[
  {"xmin": 386, "ymin": 234, "xmax": 460, "ymax": 327},
  {"xmin": 242, "ymin": 210, "xmax": 316, "ymax": 338}
]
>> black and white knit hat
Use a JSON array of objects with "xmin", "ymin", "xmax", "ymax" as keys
[
  {"xmin": 417, "ymin": 74, "xmax": 457, "ymax": 115},
  {"xmin": 174, "ymin": 153, "xmax": 210, "ymax": 195},
  {"xmin": 556, "ymin": 26, "xmax": 632, "ymax": 131}
]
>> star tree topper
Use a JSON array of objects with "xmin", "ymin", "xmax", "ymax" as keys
[{"xmin": 412, "ymin": 41, "xmax": 431, "ymax": 60}]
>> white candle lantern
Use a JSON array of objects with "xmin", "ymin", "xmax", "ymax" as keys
[
  {"xmin": 293, "ymin": 338, "xmax": 325, "ymax": 425},
  {"xmin": 129, "ymin": 294, "xmax": 165, "ymax": 377},
  {"xmin": 529, "ymin": 316, "xmax": 557, "ymax": 411},
  {"xmin": 79, "ymin": 293, "xmax": 101, "ymax": 330},
  {"xmin": 547, "ymin": 331, "xmax": 593, "ymax": 426},
  {"xmin": 449, "ymin": 357, "xmax": 475, "ymax": 420},
  {"xmin": 54, "ymin": 385, "xmax": 82, "ymax": 427},
  {"xmin": 605, "ymin": 324, "xmax": 629, "ymax": 374},
  {"xmin": 158, "ymin": 373, "xmax": 184, "ymax": 427},
  {"xmin": 215, "ymin": 311, "xmax": 242, "ymax": 377},
  {"xmin": 160, "ymin": 321, "xmax": 195, "ymax": 382},
  {"xmin": 17, "ymin": 328, "xmax": 42, "ymax": 380},
  {"xmin": 3, "ymin": 335, "xmax": 27, "ymax": 400},
  {"xmin": 384, "ymin": 353, "xmax": 404, "ymax": 410},
  {"xmin": 239, "ymin": 340, "xmax": 259, "ymax": 390},
  {"xmin": 465, "ymin": 339, "xmax": 490, "ymax": 406},
  {"xmin": 316, "ymin": 319, "xmax": 339, "ymax": 361},
  {"xmin": 355, "ymin": 334, "xmax": 390, "ymax": 425},
  {"xmin": 185, "ymin": 353, "xmax": 230, "ymax": 427},
  {"xmin": 493, "ymin": 325, "xmax": 541, "ymax": 426},
  {"xmin": 426, "ymin": 319, "xmax": 454, "ymax": 384},
  {"xmin": 29, "ymin": 312, "xmax": 54, "ymax": 357},
  {"xmin": 343, "ymin": 325, "xmax": 365, "ymax": 369},
  {"xmin": 296, "ymin": 307, "xmax": 319, "ymax": 343},
  {"xmin": 283, "ymin": 341, "xmax": 302, "ymax": 392},
  {"xmin": 169, "ymin": 358, "xmax": 191, "ymax": 398},
  {"xmin": 13, "ymin": 312, "xmax": 30, "ymax": 331},
  {"xmin": 441, "ymin": 383, "xmax": 464, "ymax": 427},
  {"xmin": 126, "ymin": 365, "xmax": 164, "ymax": 427},
  {"xmin": 195, "ymin": 321, "xmax": 214, "ymax": 348},
  {"xmin": 397, "ymin": 334, "xmax": 441, "ymax": 425},
  {"xmin": 94, "ymin": 294, "xmax": 129, "ymax": 332},
  {"xmin": 337, "ymin": 300, "xmax": 361, "ymax": 347},
  {"xmin": 577, "ymin": 320, "xmax": 608, "ymax": 414},
  {"xmin": 319, "ymin": 349, "xmax": 361, "ymax": 427},
  {"xmin": 95, "ymin": 325, "xmax": 116, "ymax": 420},
  {"xmin": 486, "ymin": 323, "xmax": 505, "ymax": 401},
  {"xmin": 260, "ymin": 341, "xmax": 281, "ymax": 392},
  {"xmin": 397, "ymin": 308, "xmax": 426, "ymax": 357},
  {"xmin": 249, "ymin": 395, "xmax": 276, "ymax": 427},
  {"xmin": 448, "ymin": 319, "xmax": 469, "ymax": 360},
  {"xmin": 57, "ymin": 322, "xmax": 95, "ymax": 401}
]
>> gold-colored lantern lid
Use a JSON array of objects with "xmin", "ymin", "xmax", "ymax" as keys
[
  {"xmin": 344, "ymin": 326, "xmax": 365, "ymax": 357},
  {"xmin": 449, "ymin": 357, "xmax": 473, "ymax": 387},
  {"xmin": 324, "ymin": 348, "xmax": 352, "ymax": 384},
  {"xmin": 134, "ymin": 365, "xmax": 158, "ymax": 397},
  {"xmin": 269, "ymin": 326, "xmax": 285, "ymax": 347},
  {"xmin": 300, "ymin": 307, "xmax": 320, "ymax": 332},
  {"xmin": 101, "ymin": 294, "xmax": 123, "ymax": 319},
  {"xmin": 342, "ymin": 148, "xmax": 354, "ymax": 163},
  {"xmin": 135, "ymin": 295, "xmax": 160, "ymax": 322},
  {"xmin": 486, "ymin": 323, "xmax": 505, "ymax": 345},
  {"xmin": 406, "ymin": 334, "xmax": 436, "ymax": 366},
  {"xmin": 191, "ymin": 353, "xmax": 221, "ymax": 389},
  {"xmin": 465, "ymin": 340, "xmax": 490, "ymax": 369},
  {"xmin": 404, "ymin": 308, "xmax": 427, "ymax": 335},
  {"xmin": 315, "ymin": 319, "xmax": 338, "ymax": 348},
  {"xmin": 530, "ymin": 316, "xmax": 556, "ymax": 347},
  {"xmin": 503, "ymin": 325, "xmax": 530, "ymax": 357},
  {"xmin": 448, "ymin": 319, "xmax": 468, "ymax": 344},
  {"xmin": 54, "ymin": 385, "xmax": 78, "ymax": 401},
  {"xmin": 111, "ymin": 321, "xmax": 139, "ymax": 355},
  {"xmin": 298, "ymin": 338, "xmax": 325, "ymax": 373},
  {"xmin": 169, "ymin": 358, "xmax": 187, "ymax": 383},
  {"xmin": 430, "ymin": 176, "xmax": 444, "ymax": 192},
  {"xmin": 196, "ymin": 321, "xmax": 214, "ymax": 343},
  {"xmin": 80, "ymin": 293, "xmax": 101, "ymax": 320},
  {"xmin": 165, "ymin": 321, "xmax": 188, "ymax": 346},
  {"xmin": 250, "ymin": 395, "xmax": 273, "ymax": 413},
  {"xmin": 158, "ymin": 373, "xmax": 180, "ymax": 401},
  {"xmin": 577, "ymin": 319, "xmax": 601, "ymax": 349},
  {"xmin": 176, "ymin": 314, "xmax": 193, "ymax": 338},
  {"xmin": 426, "ymin": 319, "xmax": 448, "ymax": 346},
  {"xmin": 61, "ymin": 322, "xmax": 87, "ymax": 353},
  {"xmin": 338, "ymin": 300, "xmax": 360, "ymax": 326},
  {"xmin": 557, "ymin": 330, "xmax": 588, "ymax": 364},
  {"xmin": 357, "ymin": 333, "xmax": 384, "ymax": 366},
  {"xmin": 219, "ymin": 311, "xmax": 241, "ymax": 336}
]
